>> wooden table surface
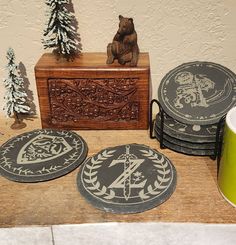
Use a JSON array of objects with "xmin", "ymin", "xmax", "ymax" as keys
[{"xmin": 0, "ymin": 117, "xmax": 235, "ymax": 227}]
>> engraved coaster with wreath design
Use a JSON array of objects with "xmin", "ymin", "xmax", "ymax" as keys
[
  {"xmin": 77, "ymin": 144, "xmax": 177, "ymax": 214},
  {"xmin": 0, "ymin": 129, "xmax": 88, "ymax": 182}
]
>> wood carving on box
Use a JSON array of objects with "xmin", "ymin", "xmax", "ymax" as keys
[
  {"xmin": 35, "ymin": 52, "xmax": 150, "ymax": 129},
  {"xmin": 48, "ymin": 78, "xmax": 140, "ymax": 124}
]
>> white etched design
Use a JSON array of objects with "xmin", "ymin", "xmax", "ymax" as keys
[
  {"xmin": 83, "ymin": 149, "xmax": 116, "ymax": 200},
  {"xmin": 108, "ymin": 145, "xmax": 147, "ymax": 200},
  {"xmin": 0, "ymin": 130, "xmax": 86, "ymax": 179},
  {"xmin": 17, "ymin": 134, "xmax": 73, "ymax": 164},
  {"xmin": 138, "ymin": 149, "xmax": 172, "ymax": 200},
  {"xmin": 83, "ymin": 146, "xmax": 148, "ymax": 202},
  {"xmin": 174, "ymin": 71, "xmax": 215, "ymax": 109},
  {"xmin": 82, "ymin": 146, "xmax": 174, "ymax": 203}
]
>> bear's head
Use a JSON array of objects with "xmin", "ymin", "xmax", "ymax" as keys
[{"xmin": 117, "ymin": 15, "xmax": 134, "ymax": 36}]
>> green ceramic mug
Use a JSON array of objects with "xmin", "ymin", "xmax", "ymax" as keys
[{"xmin": 218, "ymin": 106, "xmax": 236, "ymax": 207}]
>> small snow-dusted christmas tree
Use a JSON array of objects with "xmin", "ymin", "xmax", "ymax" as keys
[
  {"xmin": 42, "ymin": 0, "xmax": 81, "ymax": 60},
  {"xmin": 3, "ymin": 48, "xmax": 30, "ymax": 129}
]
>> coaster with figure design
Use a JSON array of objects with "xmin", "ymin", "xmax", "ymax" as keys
[
  {"xmin": 0, "ymin": 129, "xmax": 88, "ymax": 182},
  {"xmin": 158, "ymin": 61, "xmax": 236, "ymax": 125},
  {"xmin": 77, "ymin": 144, "xmax": 177, "ymax": 214}
]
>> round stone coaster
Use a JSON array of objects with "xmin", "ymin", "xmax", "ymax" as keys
[
  {"xmin": 0, "ymin": 129, "xmax": 88, "ymax": 182},
  {"xmin": 77, "ymin": 144, "xmax": 177, "ymax": 214},
  {"xmin": 154, "ymin": 130, "xmax": 214, "ymax": 156},
  {"xmin": 154, "ymin": 126, "xmax": 215, "ymax": 150},
  {"xmin": 155, "ymin": 113, "xmax": 219, "ymax": 143},
  {"xmin": 158, "ymin": 61, "xmax": 236, "ymax": 125}
]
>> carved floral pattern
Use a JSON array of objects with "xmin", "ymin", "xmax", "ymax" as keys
[{"xmin": 48, "ymin": 78, "xmax": 139, "ymax": 123}]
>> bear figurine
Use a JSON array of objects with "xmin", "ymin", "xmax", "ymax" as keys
[{"xmin": 106, "ymin": 15, "xmax": 139, "ymax": 67}]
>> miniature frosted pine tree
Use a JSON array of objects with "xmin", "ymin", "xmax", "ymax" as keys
[
  {"xmin": 3, "ymin": 48, "xmax": 30, "ymax": 129},
  {"xmin": 42, "ymin": 0, "xmax": 81, "ymax": 60}
]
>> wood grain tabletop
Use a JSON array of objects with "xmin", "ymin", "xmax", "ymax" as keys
[{"xmin": 0, "ymin": 116, "xmax": 235, "ymax": 227}]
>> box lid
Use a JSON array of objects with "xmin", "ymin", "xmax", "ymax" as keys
[{"xmin": 35, "ymin": 52, "xmax": 150, "ymax": 74}]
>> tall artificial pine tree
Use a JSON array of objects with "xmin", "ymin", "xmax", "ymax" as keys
[
  {"xmin": 3, "ymin": 48, "xmax": 30, "ymax": 126},
  {"xmin": 42, "ymin": 0, "xmax": 81, "ymax": 59}
]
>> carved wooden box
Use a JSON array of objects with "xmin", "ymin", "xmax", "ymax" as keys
[{"xmin": 35, "ymin": 53, "xmax": 150, "ymax": 129}]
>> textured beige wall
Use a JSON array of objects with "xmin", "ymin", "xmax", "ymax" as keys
[{"xmin": 0, "ymin": 0, "xmax": 236, "ymax": 116}]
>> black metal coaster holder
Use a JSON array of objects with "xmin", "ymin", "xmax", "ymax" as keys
[{"xmin": 149, "ymin": 99, "xmax": 225, "ymax": 160}]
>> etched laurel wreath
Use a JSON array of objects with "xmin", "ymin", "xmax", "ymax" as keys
[
  {"xmin": 83, "ymin": 149, "xmax": 116, "ymax": 200},
  {"xmin": 83, "ymin": 147, "xmax": 172, "ymax": 202},
  {"xmin": 139, "ymin": 149, "xmax": 171, "ymax": 200}
]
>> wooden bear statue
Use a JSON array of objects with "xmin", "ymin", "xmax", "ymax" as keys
[{"xmin": 106, "ymin": 15, "xmax": 139, "ymax": 67}]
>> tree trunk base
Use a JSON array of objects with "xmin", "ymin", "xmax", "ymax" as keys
[{"xmin": 10, "ymin": 119, "xmax": 26, "ymax": 130}]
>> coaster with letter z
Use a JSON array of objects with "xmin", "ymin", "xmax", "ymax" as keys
[
  {"xmin": 0, "ymin": 129, "xmax": 88, "ymax": 182},
  {"xmin": 77, "ymin": 144, "xmax": 177, "ymax": 214}
]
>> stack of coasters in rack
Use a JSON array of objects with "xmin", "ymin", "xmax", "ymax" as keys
[
  {"xmin": 77, "ymin": 144, "xmax": 177, "ymax": 214},
  {"xmin": 156, "ymin": 61, "xmax": 236, "ymax": 156},
  {"xmin": 154, "ymin": 113, "xmax": 218, "ymax": 156}
]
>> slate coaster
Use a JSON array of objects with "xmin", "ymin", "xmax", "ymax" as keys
[
  {"xmin": 154, "ymin": 130, "xmax": 214, "ymax": 156},
  {"xmin": 158, "ymin": 62, "xmax": 236, "ymax": 125},
  {"xmin": 154, "ymin": 126, "xmax": 215, "ymax": 150},
  {"xmin": 155, "ymin": 113, "xmax": 220, "ymax": 143},
  {"xmin": 77, "ymin": 144, "xmax": 177, "ymax": 214},
  {"xmin": 0, "ymin": 129, "xmax": 88, "ymax": 182}
]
